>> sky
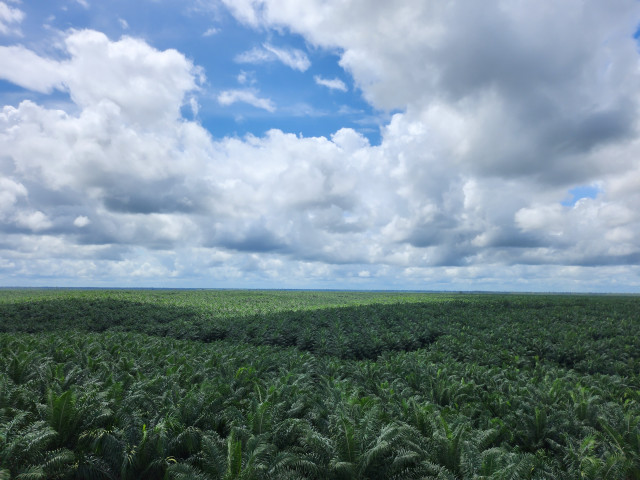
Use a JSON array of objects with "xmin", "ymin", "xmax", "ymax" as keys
[{"xmin": 1, "ymin": 0, "xmax": 640, "ymax": 292}]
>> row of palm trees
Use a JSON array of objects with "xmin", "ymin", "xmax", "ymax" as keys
[
  {"xmin": 3, "ymin": 295, "xmax": 638, "ymax": 375},
  {"xmin": 2, "ymin": 323, "xmax": 638, "ymax": 479}
]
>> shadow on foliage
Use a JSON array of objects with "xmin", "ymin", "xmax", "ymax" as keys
[
  {"xmin": 0, "ymin": 298, "xmax": 445, "ymax": 360},
  {"xmin": 2, "ymin": 295, "xmax": 639, "ymax": 369},
  {"xmin": 0, "ymin": 298, "xmax": 201, "ymax": 334}
]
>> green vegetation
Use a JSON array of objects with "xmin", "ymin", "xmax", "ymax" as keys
[{"xmin": 1, "ymin": 289, "xmax": 639, "ymax": 479}]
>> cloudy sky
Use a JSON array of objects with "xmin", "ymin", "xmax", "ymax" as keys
[{"xmin": 1, "ymin": 0, "xmax": 640, "ymax": 291}]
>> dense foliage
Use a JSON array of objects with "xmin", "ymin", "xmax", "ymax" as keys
[{"xmin": 1, "ymin": 290, "xmax": 639, "ymax": 479}]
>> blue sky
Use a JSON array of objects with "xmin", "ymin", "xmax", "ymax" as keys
[
  {"xmin": 2, "ymin": 0, "xmax": 384, "ymax": 143},
  {"xmin": 1, "ymin": 0, "xmax": 640, "ymax": 291}
]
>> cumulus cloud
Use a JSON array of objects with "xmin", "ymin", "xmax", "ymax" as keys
[
  {"xmin": 2, "ymin": 0, "xmax": 640, "ymax": 289},
  {"xmin": 15, "ymin": 211, "xmax": 52, "ymax": 231},
  {"xmin": 235, "ymin": 43, "xmax": 310, "ymax": 71},
  {"xmin": 0, "ymin": 177, "xmax": 26, "ymax": 218},
  {"xmin": 314, "ymin": 75, "xmax": 347, "ymax": 92},
  {"xmin": 0, "ymin": 30, "xmax": 383, "ymax": 281},
  {"xmin": 216, "ymin": 0, "xmax": 640, "ymax": 271},
  {"xmin": 0, "ymin": 31, "xmax": 210, "ymax": 252},
  {"xmin": 218, "ymin": 88, "xmax": 276, "ymax": 111},
  {"xmin": 0, "ymin": 30, "xmax": 202, "ymax": 126},
  {"xmin": 74, "ymin": 216, "xmax": 91, "ymax": 227}
]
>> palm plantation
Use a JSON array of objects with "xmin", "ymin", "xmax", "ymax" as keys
[{"xmin": 1, "ymin": 290, "xmax": 639, "ymax": 479}]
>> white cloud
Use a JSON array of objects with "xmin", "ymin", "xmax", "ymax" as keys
[
  {"xmin": 189, "ymin": 96, "xmax": 199, "ymax": 116},
  {"xmin": 0, "ymin": 46, "xmax": 64, "ymax": 92},
  {"xmin": 218, "ymin": 88, "xmax": 276, "ymax": 111},
  {"xmin": 2, "ymin": 0, "xmax": 640, "ymax": 289},
  {"xmin": 0, "ymin": 177, "xmax": 26, "ymax": 217},
  {"xmin": 74, "ymin": 215, "xmax": 91, "ymax": 227},
  {"xmin": 515, "ymin": 205, "xmax": 564, "ymax": 233},
  {"xmin": 314, "ymin": 75, "xmax": 347, "ymax": 92},
  {"xmin": 237, "ymin": 70, "xmax": 256, "ymax": 85},
  {"xmin": 262, "ymin": 43, "xmax": 310, "ymax": 71},
  {"xmin": 0, "ymin": 1, "xmax": 24, "ymax": 36},
  {"xmin": 219, "ymin": 0, "xmax": 640, "ymax": 273},
  {"xmin": 0, "ymin": 30, "xmax": 201, "ymax": 126},
  {"xmin": 118, "ymin": 18, "xmax": 129, "ymax": 30},
  {"xmin": 203, "ymin": 27, "xmax": 219, "ymax": 37},
  {"xmin": 235, "ymin": 46, "xmax": 272, "ymax": 64},
  {"xmin": 235, "ymin": 43, "xmax": 310, "ymax": 71},
  {"xmin": 63, "ymin": 30, "xmax": 201, "ymax": 125},
  {"xmin": 15, "ymin": 211, "xmax": 52, "ymax": 231}
]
